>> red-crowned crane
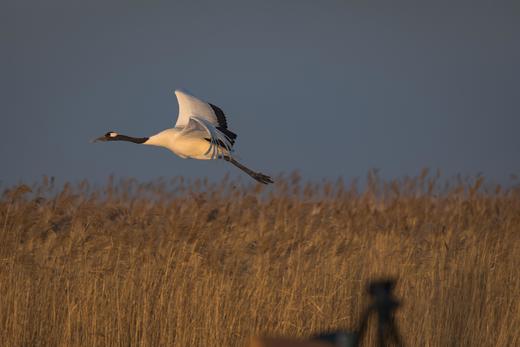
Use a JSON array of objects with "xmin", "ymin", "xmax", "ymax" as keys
[{"xmin": 93, "ymin": 89, "xmax": 273, "ymax": 184}]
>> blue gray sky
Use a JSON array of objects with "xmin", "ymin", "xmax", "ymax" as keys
[{"xmin": 2, "ymin": 0, "xmax": 519, "ymax": 186}]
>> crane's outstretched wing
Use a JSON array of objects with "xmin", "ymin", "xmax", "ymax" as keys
[
  {"xmin": 181, "ymin": 116, "xmax": 234, "ymax": 159},
  {"xmin": 174, "ymin": 89, "xmax": 237, "ymax": 145}
]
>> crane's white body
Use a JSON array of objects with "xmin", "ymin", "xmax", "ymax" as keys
[
  {"xmin": 144, "ymin": 90, "xmax": 232, "ymax": 159},
  {"xmin": 145, "ymin": 128, "xmax": 226, "ymax": 160}
]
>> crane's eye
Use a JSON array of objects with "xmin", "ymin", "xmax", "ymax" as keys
[{"xmin": 106, "ymin": 132, "xmax": 118, "ymax": 137}]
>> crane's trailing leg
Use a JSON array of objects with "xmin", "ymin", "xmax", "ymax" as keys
[{"xmin": 223, "ymin": 156, "xmax": 273, "ymax": 184}]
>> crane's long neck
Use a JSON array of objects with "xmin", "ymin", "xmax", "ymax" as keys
[{"xmin": 113, "ymin": 134, "xmax": 149, "ymax": 144}]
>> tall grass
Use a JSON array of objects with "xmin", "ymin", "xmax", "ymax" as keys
[{"xmin": 0, "ymin": 172, "xmax": 519, "ymax": 346}]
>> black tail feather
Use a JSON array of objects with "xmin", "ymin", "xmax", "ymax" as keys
[{"xmin": 217, "ymin": 127, "xmax": 237, "ymax": 144}]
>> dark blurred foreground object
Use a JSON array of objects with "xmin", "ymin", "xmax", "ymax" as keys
[{"xmin": 250, "ymin": 279, "xmax": 403, "ymax": 347}]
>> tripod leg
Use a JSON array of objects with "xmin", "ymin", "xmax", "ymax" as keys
[
  {"xmin": 377, "ymin": 317, "xmax": 386, "ymax": 347},
  {"xmin": 387, "ymin": 318, "xmax": 404, "ymax": 347}
]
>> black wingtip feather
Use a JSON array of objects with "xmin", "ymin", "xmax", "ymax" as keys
[{"xmin": 209, "ymin": 103, "xmax": 228, "ymax": 129}]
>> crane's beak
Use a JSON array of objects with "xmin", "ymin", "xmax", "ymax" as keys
[{"xmin": 91, "ymin": 135, "xmax": 108, "ymax": 143}]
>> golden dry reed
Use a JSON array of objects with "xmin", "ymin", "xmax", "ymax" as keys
[{"xmin": 0, "ymin": 171, "xmax": 519, "ymax": 347}]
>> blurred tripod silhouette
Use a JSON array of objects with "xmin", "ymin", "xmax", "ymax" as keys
[{"xmin": 313, "ymin": 279, "xmax": 403, "ymax": 347}]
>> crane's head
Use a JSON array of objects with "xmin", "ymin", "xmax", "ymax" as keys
[{"xmin": 92, "ymin": 131, "xmax": 120, "ymax": 142}]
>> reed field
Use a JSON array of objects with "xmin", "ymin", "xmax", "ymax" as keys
[{"xmin": 0, "ymin": 171, "xmax": 519, "ymax": 346}]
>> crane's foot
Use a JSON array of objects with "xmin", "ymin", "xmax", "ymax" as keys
[{"xmin": 252, "ymin": 172, "xmax": 274, "ymax": 184}]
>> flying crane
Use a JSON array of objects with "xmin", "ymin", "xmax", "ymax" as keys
[{"xmin": 93, "ymin": 89, "xmax": 273, "ymax": 184}]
